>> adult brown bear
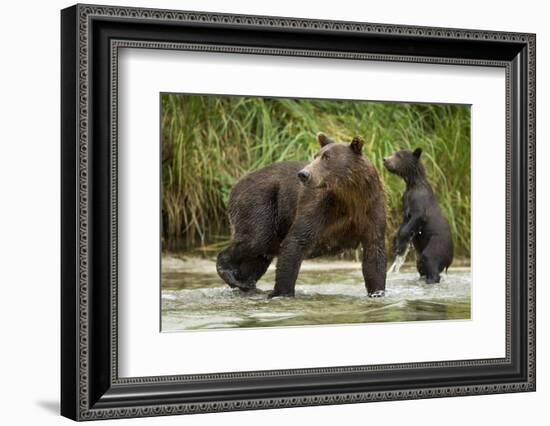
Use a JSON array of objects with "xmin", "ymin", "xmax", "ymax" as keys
[{"xmin": 216, "ymin": 133, "xmax": 387, "ymax": 298}]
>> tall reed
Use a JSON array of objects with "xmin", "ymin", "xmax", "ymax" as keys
[{"xmin": 161, "ymin": 94, "xmax": 471, "ymax": 259}]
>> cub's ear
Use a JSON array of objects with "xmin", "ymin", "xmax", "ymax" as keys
[
  {"xmin": 413, "ymin": 147, "xmax": 422, "ymax": 158},
  {"xmin": 317, "ymin": 132, "xmax": 335, "ymax": 147},
  {"xmin": 350, "ymin": 136, "xmax": 364, "ymax": 154}
]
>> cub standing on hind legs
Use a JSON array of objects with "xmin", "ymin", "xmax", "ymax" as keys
[
  {"xmin": 383, "ymin": 148, "xmax": 453, "ymax": 283},
  {"xmin": 217, "ymin": 132, "xmax": 387, "ymax": 298}
]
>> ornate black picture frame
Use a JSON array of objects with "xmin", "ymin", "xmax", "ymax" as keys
[{"xmin": 61, "ymin": 3, "xmax": 536, "ymax": 421}]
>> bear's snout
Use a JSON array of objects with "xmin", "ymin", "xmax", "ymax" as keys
[{"xmin": 297, "ymin": 169, "xmax": 311, "ymax": 183}]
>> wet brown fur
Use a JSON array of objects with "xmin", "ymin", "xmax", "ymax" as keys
[
  {"xmin": 217, "ymin": 133, "xmax": 387, "ymax": 297},
  {"xmin": 383, "ymin": 147, "xmax": 453, "ymax": 283}
]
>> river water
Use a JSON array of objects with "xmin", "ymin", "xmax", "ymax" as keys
[{"xmin": 161, "ymin": 256, "xmax": 471, "ymax": 331}]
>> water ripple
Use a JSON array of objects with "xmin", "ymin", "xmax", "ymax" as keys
[{"xmin": 161, "ymin": 261, "xmax": 471, "ymax": 331}]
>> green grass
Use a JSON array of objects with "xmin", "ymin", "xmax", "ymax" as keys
[{"xmin": 161, "ymin": 94, "xmax": 471, "ymax": 259}]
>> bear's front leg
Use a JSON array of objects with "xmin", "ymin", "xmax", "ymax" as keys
[
  {"xmin": 269, "ymin": 223, "xmax": 315, "ymax": 298},
  {"xmin": 362, "ymin": 240, "xmax": 386, "ymax": 297},
  {"xmin": 269, "ymin": 239, "xmax": 305, "ymax": 298}
]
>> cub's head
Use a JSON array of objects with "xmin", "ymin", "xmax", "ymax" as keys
[
  {"xmin": 297, "ymin": 132, "xmax": 365, "ymax": 189},
  {"xmin": 383, "ymin": 147, "xmax": 423, "ymax": 178}
]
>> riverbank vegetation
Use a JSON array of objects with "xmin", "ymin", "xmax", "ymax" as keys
[{"xmin": 161, "ymin": 94, "xmax": 471, "ymax": 260}]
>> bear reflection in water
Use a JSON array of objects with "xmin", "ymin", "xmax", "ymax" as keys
[{"xmin": 216, "ymin": 132, "xmax": 387, "ymax": 298}]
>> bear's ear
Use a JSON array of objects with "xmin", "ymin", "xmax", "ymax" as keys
[
  {"xmin": 317, "ymin": 132, "xmax": 335, "ymax": 147},
  {"xmin": 350, "ymin": 136, "xmax": 364, "ymax": 155},
  {"xmin": 413, "ymin": 147, "xmax": 422, "ymax": 159}
]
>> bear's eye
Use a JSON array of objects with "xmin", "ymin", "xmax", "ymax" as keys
[{"xmin": 322, "ymin": 153, "xmax": 330, "ymax": 161}]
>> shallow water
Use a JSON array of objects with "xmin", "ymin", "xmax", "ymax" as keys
[{"xmin": 161, "ymin": 257, "xmax": 471, "ymax": 331}]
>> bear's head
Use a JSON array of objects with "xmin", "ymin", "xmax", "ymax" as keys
[
  {"xmin": 297, "ymin": 133, "xmax": 365, "ymax": 189},
  {"xmin": 383, "ymin": 147, "xmax": 423, "ymax": 179}
]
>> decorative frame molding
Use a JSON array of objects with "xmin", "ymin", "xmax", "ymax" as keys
[{"xmin": 61, "ymin": 3, "xmax": 536, "ymax": 421}]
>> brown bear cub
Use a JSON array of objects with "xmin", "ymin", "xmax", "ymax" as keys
[
  {"xmin": 217, "ymin": 133, "xmax": 387, "ymax": 298},
  {"xmin": 383, "ymin": 148, "xmax": 453, "ymax": 283}
]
